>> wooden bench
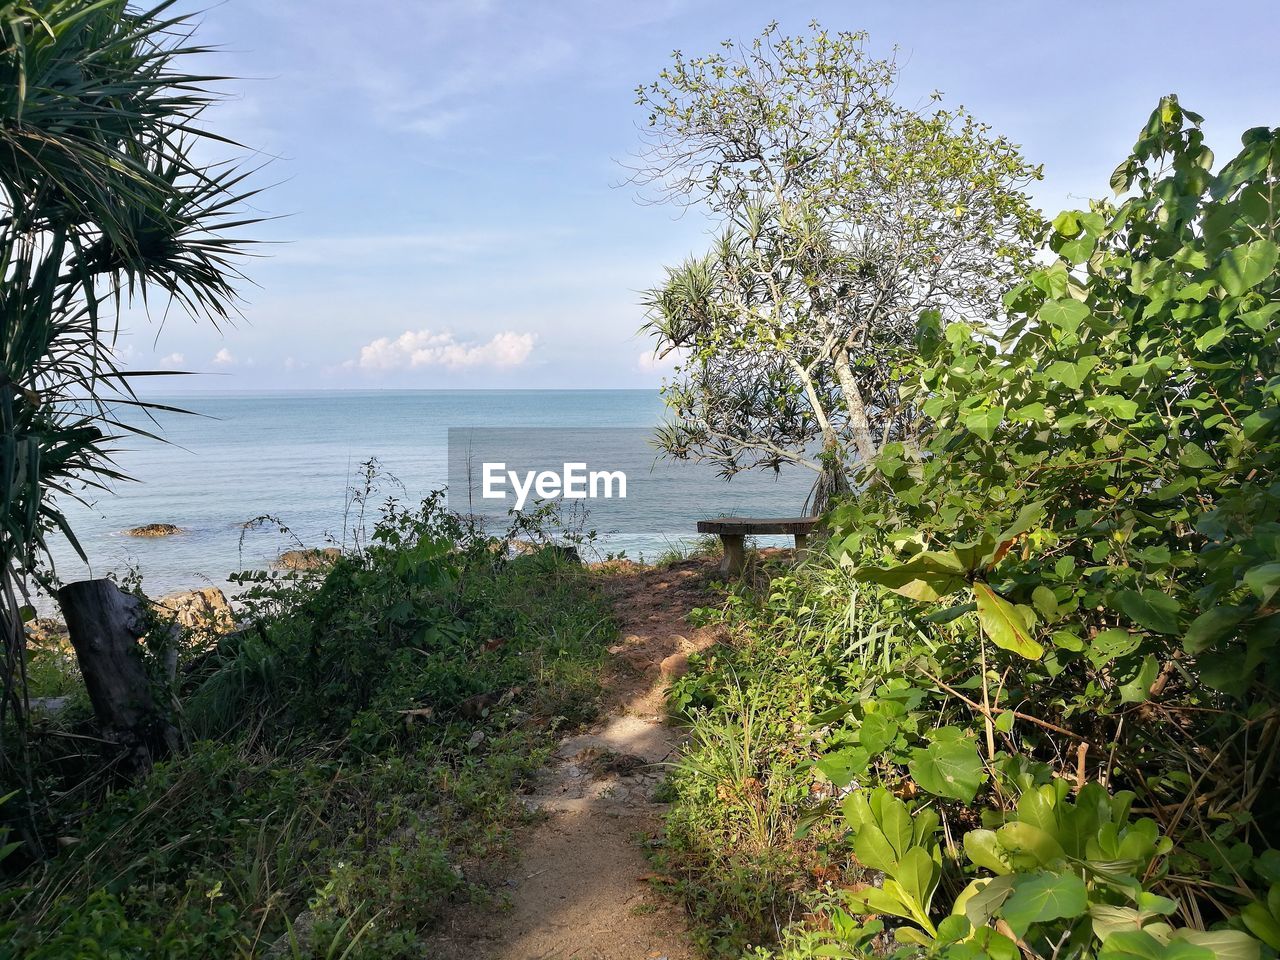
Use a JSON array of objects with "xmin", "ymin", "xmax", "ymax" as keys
[{"xmin": 696, "ymin": 516, "xmax": 819, "ymax": 575}]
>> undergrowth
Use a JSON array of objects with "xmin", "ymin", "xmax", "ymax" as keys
[
  {"xmin": 655, "ymin": 100, "xmax": 1280, "ymax": 960},
  {"xmin": 1, "ymin": 494, "xmax": 613, "ymax": 958}
]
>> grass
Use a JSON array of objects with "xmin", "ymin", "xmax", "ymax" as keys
[
  {"xmin": 1, "ymin": 498, "xmax": 616, "ymax": 959},
  {"xmin": 653, "ymin": 557, "xmax": 872, "ymax": 957}
]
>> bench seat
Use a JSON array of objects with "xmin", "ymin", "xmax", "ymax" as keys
[{"xmin": 696, "ymin": 516, "xmax": 819, "ymax": 575}]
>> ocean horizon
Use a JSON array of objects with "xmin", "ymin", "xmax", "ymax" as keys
[{"xmin": 41, "ymin": 389, "xmax": 815, "ymax": 611}]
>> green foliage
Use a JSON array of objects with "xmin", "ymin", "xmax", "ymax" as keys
[
  {"xmin": 661, "ymin": 99, "xmax": 1280, "ymax": 960},
  {"xmin": 0, "ymin": 0, "xmax": 262, "ymax": 817},
  {"xmin": 841, "ymin": 788, "xmax": 943, "ymax": 937},
  {"xmin": 637, "ymin": 22, "xmax": 1041, "ymax": 496},
  {"xmin": 1, "ymin": 498, "xmax": 613, "ymax": 957}
]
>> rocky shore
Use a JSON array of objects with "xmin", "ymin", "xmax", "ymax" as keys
[{"xmin": 124, "ymin": 523, "xmax": 183, "ymax": 537}]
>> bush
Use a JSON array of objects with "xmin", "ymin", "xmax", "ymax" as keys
[
  {"xmin": 2, "ymin": 495, "xmax": 613, "ymax": 958},
  {"xmin": 659, "ymin": 99, "xmax": 1280, "ymax": 959}
]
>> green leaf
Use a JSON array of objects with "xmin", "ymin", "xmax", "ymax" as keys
[
  {"xmin": 845, "ymin": 883, "xmax": 916, "ymax": 922},
  {"xmin": 1101, "ymin": 930, "xmax": 1215, "ymax": 960},
  {"xmin": 857, "ymin": 713, "xmax": 900, "ymax": 755},
  {"xmin": 1194, "ymin": 324, "xmax": 1229, "ymax": 351},
  {"xmin": 974, "ymin": 582, "xmax": 1045, "ymax": 660},
  {"xmin": 908, "ymin": 738, "xmax": 986, "ymax": 803},
  {"xmin": 1177, "ymin": 443, "xmax": 1215, "ymax": 469},
  {"xmin": 1011, "ymin": 402, "xmax": 1049, "ymax": 423},
  {"xmin": 1119, "ymin": 655, "xmax": 1159, "ymax": 703},
  {"xmin": 1052, "ymin": 630, "xmax": 1085, "ymax": 652},
  {"xmin": 1090, "ymin": 904, "xmax": 1146, "ymax": 942},
  {"xmin": 894, "ymin": 845, "xmax": 940, "ymax": 915},
  {"xmin": 996, "ymin": 821, "xmax": 1067, "ymax": 869},
  {"xmin": 1217, "ymin": 239, "xmax": 1278, "ymax": 297},
  {"xmin": 816, "ymin": 746, "xmax": 870, "ymax": 788},
  {"xmin": 963, "ymin": 406, "xmax": 1006, "ymax": 441},
  {"xmin": 1244, "ymin": 563, "xmax": 1280, "ymax": 604},
  {"xmin": 1059, "ymin": 233, "xmax": 1096, "ymax": 264},
  {"xmin": 964, "ymin": 829, "xmax": 1013, "ymax": 875},
  {"xmin": 1170, "ymin": 929, "xmax": 1262, "ymax": 960},
  {"xmin": 1040, "ymin": 298, "xmax": 1090, "ymax": 334},
  {"xmin": 1032, "ymin": 585, "xmax": 1060, "ymax": 620},
  {"xmin": 1241, "ymin": 901, "xmax": 1280, "ymax": 950},
  {"xmin": 1051, "ymin": 210, "xmax": 1082, "ymax": 237},
  {"xmin": 1114, "ymin": 589, "xmax": 1181, "ymax": 634},
  {"xmin": 1087, "ymin": 396, "xmax": 1140, "ymax": 421},
  {"xmin": 1183, "ymin": 605, "xmax": 1249, "ymax": 653},
  {"xmin": 1089, "ymin": 629, "xmax": 1142, "ymax": 667},
  {"xmin": 853, "ymin": 552, "xmax": 968, "ymax": 602},
  {"xmin": 1000, "ymin": 870, "xmax": 1088, "ymax": 937}
]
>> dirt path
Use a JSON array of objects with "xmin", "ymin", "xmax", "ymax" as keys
[{"xmin": 426, "ymin": 558, "xmax": 721, "ymax": 960}]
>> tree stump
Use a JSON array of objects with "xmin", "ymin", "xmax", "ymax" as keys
[{"xmin": 57, "ymin": 579, "xmax": 178, "ymax": 776}]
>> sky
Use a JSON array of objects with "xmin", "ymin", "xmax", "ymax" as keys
[{"xmin": 117, "ymin": 0, "xmax": 1280, "ymax": 392}]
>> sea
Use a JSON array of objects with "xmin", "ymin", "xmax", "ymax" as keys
[{"xmin": 40, "ymin": 390, "xmax": 815, "ymax": 610}]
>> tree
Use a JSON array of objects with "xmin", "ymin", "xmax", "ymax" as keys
[
  {"xmin": 635, "ymin": 22, "xmax": 1042, "ymax": 503},
  {"xmin": 0, "ymin": 0, "xmax": 261, "ymax": 815}
]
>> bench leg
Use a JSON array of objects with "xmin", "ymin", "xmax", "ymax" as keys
[
  {"xmin": 794, "ymin": 532, "xmax": 809, "ymax": 562},
  {"xmin": 719, "ymin": 534, "xmax": 746, "ymax": 576}
]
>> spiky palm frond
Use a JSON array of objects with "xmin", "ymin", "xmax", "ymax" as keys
[{"xmin": 0, "ymin": 0, "xmax": 264, "ymax": 797}]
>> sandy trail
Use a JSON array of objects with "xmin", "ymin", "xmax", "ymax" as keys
[{"xmin": 426, "ymin": 558, "xmax": 720, "ymax": 960}]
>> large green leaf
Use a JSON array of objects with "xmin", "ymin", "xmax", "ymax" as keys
[
  {"xmin": 1100, "ymin": 930, "xmax": 1215, "ymax": 960},
  {"xmin": 1090, "ymin": 628, "xmax": 1142, "ymax": 667},
  {"xmin": 999, "ymin": 870, "xmax": 1088, "ymax": 936},
  {"xmin": 995, "ymin": 821, "xmax": 1068, "ymax": 869},
  {"xmin": 1119, "ymin": 655, "xmax": 1159, "ymax": 704},
  {"xmin": 964, "ymin": 829, "xmax": 1013, "ymax": 875},
  {"xmin": 853, "ymin": 551, "xmax": 967, "ymax": 602},
  {"xmin": 963, "ymin": 406, "xmax": 1006, "ymax": 441},
  {"xmin": 815, "ymin": 746, "xmax": 870, "ymax": 788},
  {"xmin": 1218, "ymin": 239, "xmax": 1278, "ymax": 296},
  {"xmin": 1040, "ymin": 298, "xmax": 1090, "ymax": 334},
  {"xmin": 1244, "ymin": 563, "xmax": 1280, "ymax": 604},
  {"xmin": 1169, "ymin": 929, "xmax": 1262, "ymax": 960},
  {"xmin": 908, "ymin": 738, "xmax": 985, "ymax": 803},
  {"xmin": 1113, "ymin": 589, "xmax": 1181, "ymax": 635},
  {"xmin": 894, "ymin": 845, "xmax": 940, "ymax": 915},
  {"xmin": 857, "ymin": 713, "xmax": 900, "ymax": 754},
  {"xmin": 974, "ymin": 582, "xmax": 1044, "ymax": 659}
]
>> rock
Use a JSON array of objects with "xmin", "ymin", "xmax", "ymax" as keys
[
  {"xmin": 265, "ymin": 911, "xmax": 316, "ymax": 959},
  {"xmin": 154, "ymin": 587, "xmax": 235, "ymax": 637},
  {"xmin": 659, "ymin": 651, "xmax": 691, "ymax": 680},
  {"xmin": 26, "ymin": 618, "xmax": 70, "ymax": 647},
  {"xmin": 543, "ymin": 544, "xmax": 581, "ymax": 564},
  {"xmin": 509, "ymin": 541, "xmax": 581, "ymax": 564},
  {"xmin": 124, "ymin": 523, "xmax": 182, "ymax": 537},
  {"xmin": 275, "ymin": 547, "xmax": 341, "ymax": 570},
  {"xmin": 29, "ymin": 696, "xmax": 72, "ymax": 717}
]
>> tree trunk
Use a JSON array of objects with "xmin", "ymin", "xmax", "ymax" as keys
[
  {"xmin": 831, "ymin": 349, "xmax": 878, "ymax": 464},
  {"xmin": 57, "ymin": 579, "xmax": 178, "ymax": 776}
]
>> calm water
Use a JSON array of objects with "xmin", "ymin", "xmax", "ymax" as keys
[{"xmin": 43, "ymin": 390, "xmax": 814, "ymax": 608}]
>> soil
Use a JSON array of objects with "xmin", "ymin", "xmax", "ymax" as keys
[{"xmin": 426, "ymin": 557, "xmax": 724, "ymax": 960}]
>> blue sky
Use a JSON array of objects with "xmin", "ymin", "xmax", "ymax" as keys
[{"xmin": 122, "ymin": 0, "xmax": 1280, "ymax": 391}]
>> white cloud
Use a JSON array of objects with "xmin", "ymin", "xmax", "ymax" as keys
[
  {"xmin": 160, "ymin": 352, "xmax": 185, "ymax": 366},
  {"xmin": 353, "ymin": 329, "xmax": 535, "ymax": 371},
  {"xmin": 637, "ymin": 346, "xmax": 686, "ymax": 374},
  {"xmin": 212, "ymin": 348, "xmax": 236, "ymax": 366}
]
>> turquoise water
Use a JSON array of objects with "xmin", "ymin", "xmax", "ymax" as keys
[{"xmin": 44, "ymin": 390, "xmax": 814, "ymax": 607}]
